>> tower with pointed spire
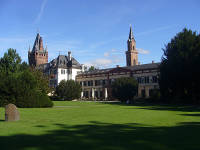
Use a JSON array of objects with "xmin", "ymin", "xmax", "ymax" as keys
[
  {"xmin": 126, "ymin": 25, "xmax": 138, "ymax": 66},
  {"xmin": 28, "ymin": 32, "xmax": 48, "ymax": 66}
]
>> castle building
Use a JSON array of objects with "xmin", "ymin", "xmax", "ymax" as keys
[
  {"xmin": 28, "ymin": 33, "xmax": 84, "ymax": 88},
  {"xmin": 28, "ymin": 33, "xmax": 48, "ymax": 66},
  {"xmin": 76, "ymin": 25, "xmax": 160, "ymax": 100},
  {"xmin": 47, "ymin": 51, "xmax": 84, "ymax": 87},
  {"xmin": 28, "ymin": 26, "xmax": 160, "ymax": 99}
]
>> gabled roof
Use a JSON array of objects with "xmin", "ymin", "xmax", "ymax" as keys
[{"xmin": 49, "ymin": 55, "xmax": 82, "ymax": 69}]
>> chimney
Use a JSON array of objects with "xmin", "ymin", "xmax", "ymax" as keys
[
  {"xmin": 138, "ymin": 62, "xmax": 140, "ymax": 65},
  {"xmin": 68, "ymin": 51, "xmax": 72, "ymax": 61},
  {"xmin": 152, "ymin": 60, "xmax": 154, "ymax": 64},
  {"xmin": 81, "ymin": 64, "xmax": 85, "ymax": 72}
]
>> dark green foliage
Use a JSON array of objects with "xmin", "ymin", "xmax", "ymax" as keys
[
  {"xmin": 160, "ymin": 28, "xmax": 200, "ymax": 104},
  {"xmin": 0, "ymin": 48, "xmax": 21, "ymax": 75},
  {"xmin": 148, "ymin": 89, "xmax": 161, "ymax": 102},
  {"xmin": 0, "ymin": 49, "xmax": 53, "ymax": 107},
  {"xmin": 88, "ymin": 66, "xmax": 97, "ymax": 71},
  {"xmin": 111, "ymin": 77, "xmax": 138, "ymax": 102},
  {"xmin": 55, "ymin": 80, "xmax": 81, "ymax": 100}
]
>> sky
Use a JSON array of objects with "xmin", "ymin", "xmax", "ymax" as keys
[{"xmin": 0, "ymin": 0, "xmax": 200, "ymax": 68}]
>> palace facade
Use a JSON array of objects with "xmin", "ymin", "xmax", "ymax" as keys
[
  {"xmin": 28, "ymin": 26, "xmax": 160, "ymax": 100},
  {"xmin": 76, "ymin": 26, "xmax": 160, "ymax": 100}
]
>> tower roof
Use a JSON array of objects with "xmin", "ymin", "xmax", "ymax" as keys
[
  {"xmin": 32, "ymin": 33, "xmax": 44, "ymax": 52},
  {"xmin": 128, "ymin": 25, "xmax": 135, "ymax": 41}
]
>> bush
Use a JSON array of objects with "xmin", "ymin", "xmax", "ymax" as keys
[
  {"xmin": 55, "ymin": 80, "xmax": 81, "ymax": 100},
  {"xmin": 0, "ymin": 70, "xmax": 53, "ymax": 108},
  {"xmin": 16, "ymin": 91, "xmax": 53, "ymax": 108}
]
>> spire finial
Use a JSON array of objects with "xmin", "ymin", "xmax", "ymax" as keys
[{"xmin": 129, "ymin": 24, "xmax": 134, "ymax": 40}]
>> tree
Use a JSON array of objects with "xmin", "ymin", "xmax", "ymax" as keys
[
  {"xmin": 0, "ymin": 49, "xmax": 53, "ymax": 107},
  {"xmin": 111, "ymin": 77, "xmax": 138, "ymax": 102},
  {"xmin": 0, "ymin": 48, "xmax": 21, "ymax": 75},
  {"xmin": 55, "ymin": 80, "xmax": 81, "ymax": 100},
  {"xmin": 159, "ymin": 28, "xmax": 200, "ymax": 104},
  {"xmin": 88, "ymin": 66, "xmax": 97, "ymax": 71}
]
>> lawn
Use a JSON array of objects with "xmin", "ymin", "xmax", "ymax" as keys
[{"xmin": 0, "ymin": 101, "xmax": 200, "ymax": 150}]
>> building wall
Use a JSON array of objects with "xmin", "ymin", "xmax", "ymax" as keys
[
  {"xmin": 72, "ymin": 68, "xmax": 81, "ymax": 80},
  {"xmin": 76, "ymin": 66, "xmax": 159, "ymax": 100},
  {"xmin": 49, "ymin": 67, "xmax": 82, "ymax": 87}
]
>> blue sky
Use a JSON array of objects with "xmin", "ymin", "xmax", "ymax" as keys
[{"xmin": 0, "ymin": 0, "xmax": 200, "ymax": 68}]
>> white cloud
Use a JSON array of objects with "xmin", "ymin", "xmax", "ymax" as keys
[
  {"xmin": 34, "ymin": 0, "xmax": 47, "ymax": 24},
  {"xmin": 111, "ymin": 49, "xmax": 117, "ymax": 52},
  {"xmin": 104, "ymin": 52, "xmax": 109, "ymax": 57},
  {"xmin": 136, "ymin": 48, "xmax": 150, "ymax": 54},
  {"xmin": 85, "ymin": 58, "xmax": 112, "ymax": 68}
]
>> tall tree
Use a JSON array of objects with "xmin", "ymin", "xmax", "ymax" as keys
[
  {"xmin": 159, "ymin": 28, "xmax": 200, "ymax": 103},
  {"xmin": 0, "ymin": 48, "xmax": 21, "ymax": 75}
]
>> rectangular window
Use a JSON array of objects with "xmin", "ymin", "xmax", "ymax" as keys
[
  {"xmin": 95, "ymin": 80, "xmax": 101, "ymax": 86},
  {"xmin": 137, "ymin": 77, "xmax": 142, "ymax": 84},
  {"xmin": 95, "ymin": 91, "xmax": 98, "ymax": 98},
  {"xmin": 102, "ymin": 80, "xmax": 106, "ymax": 85},
  {"xmin": 100, "ymin": 91, "xmax": 103, "ymax": 98},
  {"xmin": 145, "ymin": 76, "xmax": 149, "ymax": 83},
  {"xmin": 152, "ymin": 76, "xmax": 158, "ymax": 83},
  {"xmin": 61, "ymin": 69, "xmax": 65, "ymax": 74}
]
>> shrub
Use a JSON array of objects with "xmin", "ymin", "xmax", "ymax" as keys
[
  {"xmin": 55, "ymin": 80, "xmax": 81, "ymax": 100},
  {"xmin": 111, "ymin": 77, "xmax": 138, "ymax": 102},
  {"xmin": 16, "ymin": 91, "xmax": 53, "ymax": 108}
]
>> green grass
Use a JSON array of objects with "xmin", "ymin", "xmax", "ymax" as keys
[{"xmin": 0, "ymin": 101, "xmax": 200, "ymax": 150}]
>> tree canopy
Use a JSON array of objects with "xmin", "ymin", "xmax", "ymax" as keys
[
  {"xmin": 88, "ymin": 66, "xmax": 97, "ymax": 71},
  {"xmin": 159, "ymin": 28, "xmax": 200, "ymax": 104},
  {"xmin": 55, "ymin": 80, "xmax": 81, "ymax": 100},
  {"xmin": 111, "ymin": 77, "xmax": 138, "ymax": 102},
  {"xmin": 0, "ymin": 48, "xmax": 53, "ymax": 107}
]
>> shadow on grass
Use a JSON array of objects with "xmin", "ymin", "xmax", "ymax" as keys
[
  {"xmin": 0, "ymin": 121, "xmax": 200, "ymax": 150},
  {"xmin": 103, "ymin": 101, "xmax": 200, "ymax": 112},
  {"xmin": 180, "ymin": 114, "xmax": 200, "ymax": 117}
]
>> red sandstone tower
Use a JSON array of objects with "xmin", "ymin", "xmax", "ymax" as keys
[
  {"xmin": 126, "ymin": 25, "xmax": 138, "ymax": 66},
  {"xmin": 28, "ymin": 33, "xmax": 48, "ymax": 66}
]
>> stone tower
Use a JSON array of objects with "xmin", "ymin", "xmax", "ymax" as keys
[
  {"xmin": 28, "ymin": 33, "xmax": 48, "ymax": 66},
  {"xmin": 126, "ymin": 25, "xmax": 138, "ymax": 66}
]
